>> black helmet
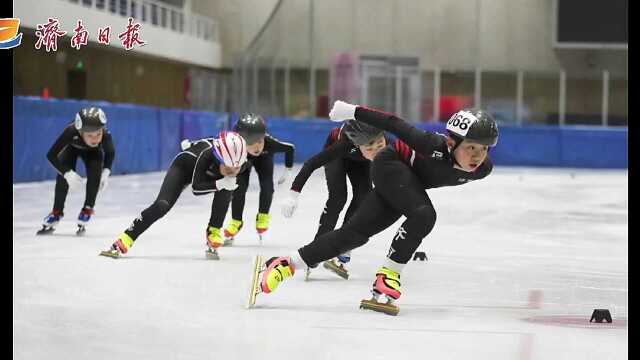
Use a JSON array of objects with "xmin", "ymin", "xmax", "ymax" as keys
[
  {"xmin": 234, "ymin": 113, "xmax": 266, "ymax": 145},
  {"xmin": 74, "ymin": 107, "xmax": 107, "ymax": 133},
  {"xmin": 340, "ymin": 120, "xmax": 384, "ymax": 146},
  {"xmin": 446, "ymin": 108, "xmax": 499, "ymax": 147}
]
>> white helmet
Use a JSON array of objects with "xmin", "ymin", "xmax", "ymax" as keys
[{"xmin": 212, "ymin": 131, "xmax": 247, "ymax": 167}]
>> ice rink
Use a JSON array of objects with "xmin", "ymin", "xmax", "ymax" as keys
[{"xmin": 13, "ymin": 165, "xmax": 628, "ymax": 360}]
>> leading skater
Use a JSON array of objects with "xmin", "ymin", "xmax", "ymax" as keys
[
  {"xmin": 251, "ymin": 101, "xmax": 499, "ymax": 314},
  {"xmin": 100, "ymin": 131, "xmax": 248, "ymax": 259},
  {"xmin": 37, "ymin": 107, "xmax": 115, "ymax": 236}
]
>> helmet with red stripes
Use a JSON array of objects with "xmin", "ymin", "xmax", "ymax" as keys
[{"xmin": 212, "ymin": 131, "xmax": 247, "ymax": 167}]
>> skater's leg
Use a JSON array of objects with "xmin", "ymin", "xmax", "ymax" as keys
[
  {"xmin": 223, "ymin": 168, "xmax": 250, "ymax": 241},
  {"xmin": 372, "ymin": 159, "xmax": 436, "ymax": 266},
  {"xmin": 39, "ymin": 148, "xmax": 77, "ymax": 232},
  {"xmin": 253, "ymin": 156, "xmax": 274, "ymax": 233},
  {"xmin": 52, "ymin": 147, "xmax": 79, "ymax": 213},
  {"xmin": 361, "ymin": 157, "xmax": 435, "ymax": 302},
  {"xmin": 80, "ymin": 151, "xmax": 103, "ymax": 209},
  {"xmin": 335, "ymin": 161, "xmax": 372, "ymax": 263},
  {"xmin": 343, "ymin": 160, "xmax": 372, "ymax": 224},
  {"xmin": 253, "ymin": 155, "xmax": 274, "ymax": 215},
  {"xmin": 314, "ymin": 159, "xmax": 348, "ymax": 239},
  {"xmin": 314, "ymin": 161, "xmax": 372, "ymax": 274},
  {"xmin": 259, "ymin": 190, "xmax": 400, "ymax": 293},
  {"xmin": 230, "ymin": 166, "xmax": 251, "ymax": 222},
  {"xmin": 207, "ymin": 189, "xmax": 233, "ymax": 248},
  {"xmin": 298, "ymin": 189, "xmax": 401, "ymax": 267},
  {"xmin": 122, "ymin": 158, "xmax": 191, "ymax": 242}
]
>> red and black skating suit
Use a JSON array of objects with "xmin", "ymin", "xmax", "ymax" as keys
[{"xmin": 291, "ymin": 127, "xmax": 390, "ymax": 239}]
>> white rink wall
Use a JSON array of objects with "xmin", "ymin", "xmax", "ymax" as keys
[{"xmin": 13, "ymin": 165, "xmax": 628, "ymax": 360}]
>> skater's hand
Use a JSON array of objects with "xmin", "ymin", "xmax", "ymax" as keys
[
  {"xmin": 99, "ymin": 168, "xmax": 111, "ymax": 191},
  {"xmin": 216, "ymin": 176, "xmax": 238, "ymax": 191},
  {"xmin": 281, "ymin": 190, "xmax": 300, "ymax": 218},
  {"xmin": 63, "ymin": 170, "xmax": 85, "ymax": 191},
  {"xmin": 277, "ymin": 167, "xmax": 292, "ymax": 186},
  {"xmin": 328, "ymin": 100, "xmax": 357, "ymax": 122},
  {"xmin": 180, "ymin": 139, "xmax": 191, "ymax": 151}
]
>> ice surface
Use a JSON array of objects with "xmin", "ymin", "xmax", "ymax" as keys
[{"xmin": 13, "ymin": 165, "xmax": 628, "ymax": 359}]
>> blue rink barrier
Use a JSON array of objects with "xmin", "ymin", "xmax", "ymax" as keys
[
  {"xmin": 13, "ymin": 96, "xmax": 627, "ymax": 183},
  {"xmin": 13, "ymin": 96, "xmax": 228, "ymax": 183},
  {"xmin": 413, "ymin": 123, "xmax": 627, "ymax": 169}
]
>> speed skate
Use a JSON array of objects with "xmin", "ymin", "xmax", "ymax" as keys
[
  {"xmin": 36, "ymin": 225, "xmax": 88, "ymax": 237},
  {"xmin": 359, "ymin": 291, "xmax": 400, "ymax": 316},
  {"xmin": 247, "ymin": 254, "xmax": 264, "ymax": 308},
  {"xmin": 322, "ymin": 258, "xmax": 349, "ymax": 279},
  {"xmin": 36, "ymin": 226, "xmax": 55, "ymax": 235}
]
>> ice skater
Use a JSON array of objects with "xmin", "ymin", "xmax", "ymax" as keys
[
  {"xmin": 37, "ymin": 107, "xmax": 115, "ymax": 236},
  {"xmin": 100, "ymin": 131, "xmax": 248, "ymax": 260},
  {"xmin": 281, "ymin": 120, "xmax": 388, "ymax": 279},
  {"xmin": 249, "ymin": 101, "xmax": 499, "ymax": 315},
  {"xmin": 207, "ymin": 113, "xmax": 295, "ymax": 247}
]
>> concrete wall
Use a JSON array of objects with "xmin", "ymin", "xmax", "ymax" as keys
[
  {"xmin": 15, "ymin": 0, "xmax": 221, "ymax": 69},
  {"xmin": 200, "ymin": 0, "xmax": 626, "ymax": 77},
  {"xmin": 192, "ymin": 0, "xmax": 280, "ymax": 66},
  {"xmin": 14, "ymin": 32, "xmax": 191, "ymax": 109}
]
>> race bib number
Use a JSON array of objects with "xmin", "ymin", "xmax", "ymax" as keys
[{"xmin": 446, "ymin": 110, "xmax": 479, "ymax": 137}]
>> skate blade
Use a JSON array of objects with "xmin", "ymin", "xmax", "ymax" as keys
[
  {"xmin": 36, "ymin": 226, "xmax": 55, "ymax": 235},
  {"xmin": 257, "ymin": 233, "xmax": 263, "ymax": 246},
  {"xmin": 223, "ymin": 237, "xmax": 234, "ymax": 246},
  {"xmin": 205, "ymin": 249, "xmax": 220, "ymax": 260},
  {"xmin": 359, "ymin": 299, "xmax": 400, "ymax": 316},
  {"xmin": 99, "ymin": 250, "xmax": 120, "ymax": 259},
  {"xmin": 304, "ymin": 268, "xmax": 311, "ymax": 281},
  {"xmin": 322, "ymin": 260, "xmax": 349, "ymax": 280},
  {"xmin": 76, "ymin": 225, "xmax": 86, "ymax": 236},
  {"xmin": 247, "ymin": 254, "xmax": 263, "ymax": 309}
]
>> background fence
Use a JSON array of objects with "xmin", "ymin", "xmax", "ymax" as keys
[
  {"xmin": 231, "ymin": 0, "xmax": 628, "ymax": 128},
  {"xmin": 13, "ymin": 96, "xmax": 627, "ymax": 183}
]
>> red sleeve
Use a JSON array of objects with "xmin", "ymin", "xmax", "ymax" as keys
[{"xmin": 394, "ymin": 139, "xmax": 413, "ymax": 163}]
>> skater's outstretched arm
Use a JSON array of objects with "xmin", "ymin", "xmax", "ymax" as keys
[
  {"xmin": 355, "ymin": 107, "xmax": 443, "ymax": 158},
  {"xmin": 46, "ymin": 126, "xmax": 76, "ymax": 175},
  {"xmin": 330, "ymin": 101, "xmax": 443, "ymax": 158},
  {"xmin": 265, "ymin": 134, "xmax": 295, "ymax": 168},
  {"xmin": 290, "ymin": 137, "xmax": 351, "ymax": 193}
]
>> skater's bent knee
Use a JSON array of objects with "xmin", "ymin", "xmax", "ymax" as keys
[
  {"xmin": 408, "ymin": 205, "xmax": 436, "ymax": 232},
  {"xmin": 154, "ymin": 199, "xmax": 171, "ymax": 216},
  {"xmin": 409, "ymin": 205, "xmax": 436, "ymax": 221}
]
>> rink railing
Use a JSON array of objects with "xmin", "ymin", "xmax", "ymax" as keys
[{"xmin": 13, "ymin": 96, "xmax": 627, "ymax": 183}]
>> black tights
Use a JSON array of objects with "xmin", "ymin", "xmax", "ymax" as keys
[
  {"xmin": 314, "ymin": 159, "xmax": 371, "ymax": 239},
  {"xmin": 299, "ymin": 153, "xmax": 436, "ymax": 266},
  {"xmin": 123, "ymin": 154, "xmax": 193, "ymax": 241},
  {"xmin": 52, "ymin": 147, "xmax": 104, "ymax": 213}
]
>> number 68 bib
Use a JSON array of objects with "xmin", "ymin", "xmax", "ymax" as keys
[{"xmin": 446, "ymin": 110, "xmax": 479, "ymax": 137}]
